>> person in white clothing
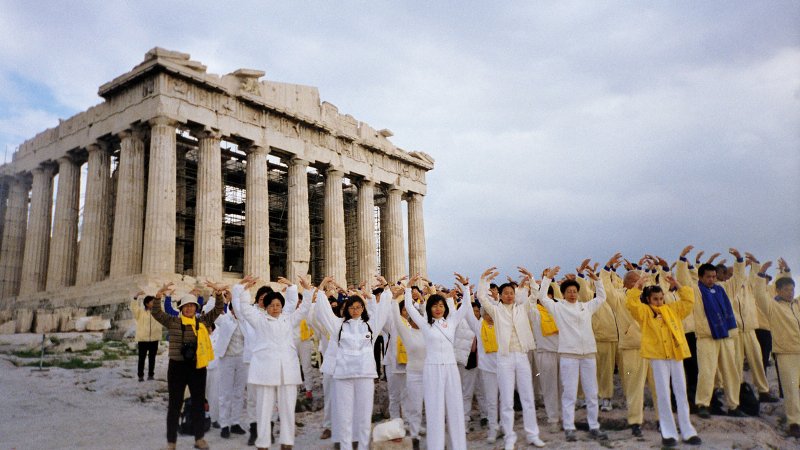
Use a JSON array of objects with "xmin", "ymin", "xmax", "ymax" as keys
[
  {"xmin": 453, "ymin": 307, "xmax": 478, "ymax": 429},
  {"xmin": 315, "ymin": 275, "xmax": 394, "ymax": 449},
  {"xmin": 382, "ymin": 289, "xmax": 408, "ymax": 423},
  {"xmin": 232, "ymin": 275, "xmax": 314, "ymax": 450},
  {"xmin": 464, "ymin": 299, "xmax": 501, "ymax": 443},
  {"xmin": 538, "ymin": 266, "xmax": 609, "ymax": 442},
  {"xmin": 404, "ymin": 273, "xmax": 472, "ymax": 450},
  {"xmin": 214, "ymin": 295, "xmax": 250, "ymax": 439},
  {"xmin": 391, "ymin": 298, "xmax": 427, "ymax": 447},
  {"xmin": 477, "ymin": 267, "xmax": 545, "ymax": 449},
  {"xmin": 314, "ymin": 295, "xmax": 340, "ymax": 441}
]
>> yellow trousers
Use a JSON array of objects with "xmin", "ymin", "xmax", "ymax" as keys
[
  {"xmin": 735, "ymin": 330, "xmax": 769, "ymax": 393},
  {"xmin": 696, "ymin": 336, "xmax": 740, "ymax": 409},
  {"xmin": 776, "ymin": 353, "xmax": 800, "ymax": 426},
  {"xmin": 596, "ymin": 341, "xmax": 617, "ymax": 399},
  {"xmin": 620, "ymin": 348, "xmax": 657, "ymax": 425}
]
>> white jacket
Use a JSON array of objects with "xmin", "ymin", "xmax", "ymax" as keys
[
  {"xmin": 538, "ymin": 277, "xmax": 606, "ymax": 356},
  {"xmin": 390, "ymin": 300, "xmax": 426, "ymax": 373},
  {"xmin": 477, "ymin": 281, "xmax": 537, "ymax": 354},
  {"xmin": 316, "ymin": 290, "xmax": 393, "ymax": 379},
  {"xmin": 526, "ymin": 282, "xmax": 559, "ymax": 353},
  {"xmin": 404, "ymin": 286, "xmax": 472, "ymax": 365},
  {"xmin": 464, "ymin": 310, "xmax": 498, "ymax": 373},
  {"xmin": 232, "ymin": 284, "xmax": 310, "ymax": 386},
  {"xmin": 453, "ymin": 321, "xmax": 476, "ymax": 366}
]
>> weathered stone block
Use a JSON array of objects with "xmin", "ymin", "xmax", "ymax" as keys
[
  {"xmin": 49, "ymin": 335, "xmax": 87, "ymax": 352},
  {"xmin": 33, "ymin": 309, "xmax": 59, "ymax": 333},
  {"xmin": 14, "ymin": 309, "xmax": 33, "ymax": 333},
  {"xmin": 0, "ymin": 311, "xmax": 12, "ymax": 322},
  {"xmin": 85, "ymin": 316, "xmax": 112, "ymax": 331},
  {"xmin": 0, "ymin": 320, "xmax": 16, "ymax": 334}
]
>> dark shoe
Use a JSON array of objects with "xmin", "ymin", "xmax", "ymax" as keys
[
  {"xmin": 684, "ymin": 435, "xmax": 702, "ymax": 445},
  {"xmin": 412, "ymin": 437, "xmax": 420, "ymax": 450},
  {"xmin": 320, "ymin": 428, "xmax": 331, "ymax": 439},
  {"xmin": 760, "ymin": 392, "xmax": 779, "ymax": 403},
  {"xmin": 662, "ymin": 437, "xmax": 678, "ymax": 447},
  {"xmin": 280, "ymin": 445, "xmax": 293, "ymax": 450},
  {"xmin": 696, "ymin": 406, "xmax": 711, "ymax": 418},
  {"xmin": 221, "ymin": 426, "xmax": 230, "ymax": 438},
  {"xmin": 631, "ymin": 424, "xmax": 642, "ymax": 437},
  {"xmin": 271, "ymin": 421, "xmax": 275, "ymax": 439},
  {"xmin": 728, "ymin": 407, "xmax": 747, "ymax": 417},
  {"xmin": 138, "ymin": 376, "xmax": 144, "ymax": 382},
  {"xmin": 231, "ymin": 424, "xmax": 247, "ymax": 435},
  {"xmin": 248, "ymin": 422, "xmax": 257, "ymax": 446},
  {"xmin": 148, "ymin": 374, "xmax": 155, "ymax": 380},
  {"xmin": 789, "ymin": 424, "xmax": 800, "ymax": 438},
  {"xmin": 565, "ymin": 429, "xmax": 577, "ymax": 442},
  {"xmin": 589, "ymin": 428, "xmax": 608, "ymax": 440},
  {"xmin": 212, "ymin": 421, "xmax": 221, "ymax": 429},
  {"xmin": 480, "ymin": 417, "xmax": 488, "ymax": 427}
]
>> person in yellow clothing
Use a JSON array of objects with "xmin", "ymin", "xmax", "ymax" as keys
[
  {"xmin": 131, "ymin": 292, "xmax": 164, "ymax": 382},
  {"xmin": 626, "ymin": 274, "xmax": 702, "ymax": 448},
  {"xmin": 753, "ymin": 260, "xmax": 800, "ymax": 438}
]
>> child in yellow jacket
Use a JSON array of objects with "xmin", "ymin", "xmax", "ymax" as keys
[{"xmin": 626, "ymin": 274, "xmax": 702, "ymax": 448}]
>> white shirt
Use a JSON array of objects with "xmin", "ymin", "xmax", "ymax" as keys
[
  {"xmin": 538, "ymin": 277, "xmax": 606, "ymax": 356},
  {"xmin": 404, "ymin": 286, "xmax": 472, "ymax": 366}
]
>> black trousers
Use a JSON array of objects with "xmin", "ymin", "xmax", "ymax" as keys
[
  {"xmin": 137, "ymin": 341, "xmax": 158, "ymax": 378},
  {"xmin": 167, "ymin": 359, "xmax": 207, "ymax": 443},
  {"xmin": 683, "ymin": 332, "xmax": 698, "ymax": 408}
]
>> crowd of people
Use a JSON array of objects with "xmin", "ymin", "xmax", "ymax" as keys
[{"xmin": 132, "ymin": 246, "xmax": 799, "ymax": 450}]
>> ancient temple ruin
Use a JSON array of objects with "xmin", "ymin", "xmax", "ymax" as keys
[{"xmin": 0, "ymin": 48, "xmax": 433, "ymax": 332}]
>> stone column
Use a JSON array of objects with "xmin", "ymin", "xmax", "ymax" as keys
[
  {"xmin": 0, "ymin": 180, "xmax": 8, "ymax": 248},
  {"xmin": 19, "ymin": 165, "xmax": 55, "ymax": 294},
  {"xmin": 46, "ymin": 156, "xmax": 80, "ymax": 289},
  {"xmin": 194, "ymin": 130, "xmax": 223, "ymax": 279},
  {"xmin": 407, "ymin": 193, "xmax": 428, "ymax": 278},
  {"xmin": 142, "ymin": 117, "xmax": 178, "ymax": 275},
  {"xmin": 286, "ymin": 157, "xmax": 310, "ymax": 282},
  {"xmin": 244, "ymin": 145, "xmax": 269, "ymax": 280},
  {"xmin": 323, "ymin": 167, "xmax": 347, "ymax": 286},
  {"xmin": 383, "ymin": 186, "xmax": 405, "ymax": 283},
  {"xmin": 76, "ymin": 144, "xmax": 112, "ymax": 285},
  {"xmin": 0, "ymin": 176, "xmax": 30, "ymax": 299},
  {"xmin": 110, "ymin": 129, "xmax": 146, "ymax": 277},
  {"xmin": 356, "ymin": 180, "xmax": 376, "ymax": 285}
]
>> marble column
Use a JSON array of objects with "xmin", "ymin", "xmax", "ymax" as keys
[
  {"xmin": 0, "ymin": 176, "xmax": 30, "ymax": 299},
  {"xmin": 356, "ymin": 180, "xmax": 376, "ymax": 285},
  {"xmin": 19, "ymin": 165, "xmax": 55, "ymax": 294},
  {"xmin": 142, "ymin": 117, "xmax": 178, "ymax": 275},
  {"xmin": 46, "ymin": 156, "xmax": 80, "ymax": 289},
  {"xmin": 382, "ymin": 186, "xmax": 405, "ymax": 283},
  {"xmin": 244, "ymin": 145, "xmax": 269, "ymax": 281},
  {"xmin": 407, "ymin": 193, "xmax": 428, "ymax": 278},
  {"xmin": 76, "ymin": 144, "xmax": 112, "ymax": 285},
  {"xmin": 286, "ymin": 157, "xmax": 310, "ymax": 283},
  {"xmin": 0, "ymin": 180, "xmax": 8, "ymax": 248},
  {"xmin": 194, "ymin": 130, "xmax": 223, "ymax": 279},
  {"xmin": 110, "ymin": 130, "xmax": 146, "ymax": 277},
  {"xmin": 323, "ymin": 167, "xmax": 347, "ymax": 286}
]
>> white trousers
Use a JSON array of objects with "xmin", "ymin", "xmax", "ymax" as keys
[
  {"xmin": 206, "ymin": 365, "xmax": 219, "ymax": 422},
  {"xmin": 298, "ymin": 339, "xmax": 315, "ymax": 392},
  {"xmin": 386, "ymin": 369, "xmax": 407, "ymax": 420},
  {"xmin": 406, "ymin": 370, "xmax": 425, "ymax": 438},
  {"xmin": 458, "ymin": 364, "xmax": 479, "ymax": 425},
  {"xmin": 334, "ymin": 377, "xmax": 375, "ymax": 449},
  {"xmin": 651, "ymin": 359, "xmax": 697, "ymax": 440},
  {"xmin": 497, "ymin": 352, "xmax": 540, "ymax": 447},
  {"xmin": 245, "ymin": 381, "xmax": 256, "ymax": 424},
  {"xmin": 254, "ymin": 384, "xmax": 297, "ymax": 447},
  {"xmin": 479, "ymin": 369, "xmax": 499, "ymax": 432},
  {"xmin": 423, "ymin": 363, "xmax": 467, "ymax": 450},
  {"xmin": 561, "ymin": 356, "xmax": 599, "ymax": 431},
  {"xmin": 323, "ymin": 373, "xmax": 333, "ymax": 429},
  {"xmin": 535, "ymin": 350, "xmax": 561, "ymax": 423},
  {"xmin": 218, "ymin": 355, "xmax": 247, "ymax": 427}
]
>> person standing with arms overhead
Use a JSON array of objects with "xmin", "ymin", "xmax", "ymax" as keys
[{"xmin": 131, "ymin": 291, "xmax": 164, "ymax": 382}]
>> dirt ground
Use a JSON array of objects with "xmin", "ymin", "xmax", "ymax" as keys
[{"xmin": 0, "ymin": 333, "xmax": 796, "ymax": 449}]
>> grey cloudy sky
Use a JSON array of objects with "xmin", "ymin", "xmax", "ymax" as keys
[{"xmin": 1, "ymin": 1, "xmax": 798, "ymax": 283}]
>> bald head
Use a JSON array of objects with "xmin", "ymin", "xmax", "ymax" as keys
[{"xmin": 623, "ymin": 271, "xmax": 640, "ymax": 289}]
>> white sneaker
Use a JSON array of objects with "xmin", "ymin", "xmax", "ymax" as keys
[
  {"xmin": 487, "ymin": 428, "xmax": 498, "ymax": 444},
  {"xmin": 600, "ymin": 398, "xmax": 613, "ymax": 412},
  {"xmin": 528, "ymin": 436, "xmax": 546, "ymax": 448}
]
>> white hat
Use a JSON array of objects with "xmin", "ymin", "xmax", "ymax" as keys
[{"xmin": 177, "ymin": 294, "xmax": 198, "ymax": 309}]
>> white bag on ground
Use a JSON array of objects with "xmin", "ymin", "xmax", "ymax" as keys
[{"xmin": 372, "ymin": 418, "xmax": 406, "ymax": 442}]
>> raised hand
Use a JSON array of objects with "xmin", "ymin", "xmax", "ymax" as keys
[
  {"xmin": 241, "ymin": 275, "xmax": 259, "ymax": 290},
  {"xmin": 664, "ymin": 274, "xmax": 681, "ymax": 290},
  {"xmin": 694, "ymin": 251, "xmax": 705, "ymax": 265},
  {"xmin": 584, "ymin": 267, "xmax": 599, "ymax": 281},
  {"xmin": 409, "ymin": 273, "xmax": 422, "ymax": 287},
  {"xmin": 728, "ymin": 248, "xmax": 742, "ymax": 260},
  {"xmin": 157, "ymin": 282, "xmax": 175, "ymax": 297},
  {"xmin": 745, "ymin": 252, "xmax": 759, "ymax": 264},
  {"xmin": 778, "ymin": 258, "xmax": 790, "ymax": 272},
  {"xmin": 454, "ymin": 272, "xmax": 470, "ymax": 286},
  {"xmin": 298, "ymin": 274, "xmax": 312, "ymax": 291},
  {"xmin": 577, "ymin": 258, "xmax": 591, "ymax": 273},
  {"xmin": 276, "ymin": 276, "xmax": 292, "ymax": 286},
  {"xmin": 606, "ymin": 252, "xmax": 623, "ymax": 268},
  {"xmin": 760, "ymin": 261, "xmax": 773, "ymax": 274},
  {"xmin": 375, "ymin": 275, "xmax": 388, "ymax": 289},
  {"xmin": 543, "ymin": 266, "xmax": 560, "ymax": 279},
  {"xmin": 706, "ymin": 252, "xmax": 720, "ymax": 264},
  {"xmin": 623, "ymin": 258, "xmax": 635, "ymax": 271},
  {"xmin": 680, "ymin": 245, "xmax": 694, "ymax": 259},
  {"xmin": 481, "ymin": 267, "xmax": 498, "ymax": 281}
]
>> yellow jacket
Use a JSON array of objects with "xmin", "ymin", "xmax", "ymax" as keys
[
  {"xmin": 131, "ymin": 299, "xmax": 164, "ymax": 342},
  {"xmin": 753, "ymin": 276, "xmax": 800, "ymax": 354},
  {"xmin": 626, "ymin": 286, "xmax": 694, "ymax": 360},
  {"xmin": 578, "ymin": 276, "xmax": 618, "ymax": 342},
  {"xmin": 601, "ymin": 270, "xmax": 639, "ymax": 350}
]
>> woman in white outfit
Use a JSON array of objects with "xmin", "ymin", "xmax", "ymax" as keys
[
  {"xmin": 232, "ymin": 275, "xmax": 315, "ymax": 450},
  {"xmin": 404, "ymin": 273, "xmax": 472, "ymax": 450},
  {"xmin": 391, "ymin": 298, "xmax": 427, "ymax": 446},
  {"xmin": 315, "ymin": 276, "xmax": 394, "ymax": 449}
]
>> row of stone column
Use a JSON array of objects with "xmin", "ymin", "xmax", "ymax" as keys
[{"xmin": 0, "ymin": 116, "xmax": 427, "ymax": 298}]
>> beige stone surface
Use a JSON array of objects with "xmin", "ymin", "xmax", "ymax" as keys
[
  {"xmin": 19, "ymin": 166, "xmax": 55, "ymax": 295},
  {"xmin": 46, "ymin": 156, "xmax": 80, "ymax": 290},
  {"xmin": 194, "ymin": 130, "xmax": 223, "ymax": 279},
  {"xmin": 76, "ymin": 144, "xmax": 112, "ymax": 285},
  {"xmin": 286, "ymin": 157, "xmax": 310, "ymax": 282},
  {"xmin": 33, "ymin": 309, "xmax": 59, "ymax": 334},
  {"xmin": 357, "ymin": 180, "xmax": 377, "ymax": 284},
  {"xmin": 0, "ymin": 177, "xmax": 29, "ymax": 300},
  {"xmin": 141, "ymin": 117, "xmax": 177, "ymax": 275},
  {"xmin": 109, "ymin": 130, "xmax": 146, "ymax": 277},
  {"xmin": 382, "ymin": 187, "xmax": 405, "ymax": 283},
  {"xmin": 324, "ymin": 168, "xmax": 347, "ymax": 286},
  {"xmin": 84, "ymin": 316, "xmax": 112, "ymax": 332},
  {"xmin": 13, "ymin": 309, "xmax": 33, "ymax": 333},
  {"xmin": 243, "ymin": 145, "xmax": 270, "ymax": 280},
  {"xmin": 0, "ymin": 320, "xmax": 15, "ymax": 334},
  {"xmin": 407, "ymin": 193, "xmax": 427, "ymax": 278}
]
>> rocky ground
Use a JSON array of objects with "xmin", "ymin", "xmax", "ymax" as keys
[{"xmin": 0, "ymin": 333, "xmax": 796, "ymax": 449}]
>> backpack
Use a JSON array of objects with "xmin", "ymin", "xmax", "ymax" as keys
[
  {"xmin": 178, "ymin": 398, "xmax": 212, "ymax": 435},
  {"xmin": 739, "ymin": 382, "xmax": 760, "ymax": 417}
]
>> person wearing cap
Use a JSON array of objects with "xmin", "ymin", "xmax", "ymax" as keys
[{"xmin": 151, "ymin": 282, "xmax": 225, "ymax": 450}]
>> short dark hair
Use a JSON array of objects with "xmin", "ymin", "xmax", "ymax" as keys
[
  {"xmin": 372, "ymin": 287, "xmax": 384, "ymax": 296},
  {"xmin": 715, "ymin": 263, "xmax": 727, "ymax": 272},
  {"xmin": 489, "ymin": 283, "xmax": 498, "ymax": 290},
  {"xmin": 498, "ymin": 283, "xmax": 516, "ymax": 296},
  {"xmin": 425, "ymin": 294, "xmax": 449, "ymax": 325},
  {"xmin": 776, "ymin": 277, "xmax": 796, "ymax": 290},
  {"xmin": 560, "ymin": 280, "xmax": 580, "ymax": 294},
  {"xmin": 640, "ymin": 285, "xmax": 664, "ymax": 304},
  {"xmin": 342, "ymin": 296, "xmax": 369, "ymax": 322},
  {"xmin": 255, "ymin": 285, "xmax": 274, "ymax": 307},
  {"xmin": 698, "ymin": 263, "xmax": 717, "ymax": 278},
  {"xmin": 142, "ymin": 295, "xmax": 156, "ymax": 307},
  {"xmin": 411, "ymin": 286, "xmax": 422, "ymax": 294},
  {"xmin": 547, "ymin": 285, "xmax": 554, "ymax": 298},
  {"xmin": 264, "ymin": 291, "xmax": 285, "ymax": 308}
]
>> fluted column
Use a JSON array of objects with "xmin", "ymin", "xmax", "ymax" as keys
[
  {"xmin": 46, "ymin": 156, "xmax": 80, "ymax": 289},
  {"xmin": 407, "ymin": 193, "xmax": 428, "ymax": 278},
  {"xmin": 356, "ymin": 180, "xmax": 376, "ymax": 285},
  {"xmin": 194, "ymin": 130, "xmax": 223, "ymax": 279},
  {"xmin": 244, "ymin": 145, "xmax": 269, "ymax": 280},
  {"xmin": 0, "ymin": 180, "xmax": 8, "ymax": 248},
  {"xmin": 142, "ymin": 117, "xmax": 178, "ymax": 275},
  {"xmin": 0, "ymin": 176, "xmax": 30, "ymax": 299},
  {"xmin": 110, "ymin": 129, "xmax": 146, "ymax": 277},
  {"xmin": 286, "ymin": 157, "xmax": 310, "ymax": 282},
  {"xmin": 19, "ymin": 165, "xmax": 55, "ymax": 294},
  {"xmin": 383, "ymin": 186, "xmax": 405, "ymax": 283},
  {"xmin": 323, "ymin": 168, "xmax": 347, "ymax": 286},
  {"xmin": 75, "ymin": 144, "xmax": 112, "ymax": 285}
]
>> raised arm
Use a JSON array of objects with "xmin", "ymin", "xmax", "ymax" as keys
[
  {"xmin": 231, "ymin": 284, "xmax": 261, "ymax": 328},
  {"xmin": 404, "ymin": 288, "xmax": 427, "ymax": 329},
  {"xmin": 289, "ymin": 288, "xmax": 313, "ymax": 327},
  {"xmin": 371, "ymin": 289, "xmax": 395, "ymax": 333}
]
